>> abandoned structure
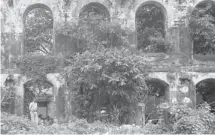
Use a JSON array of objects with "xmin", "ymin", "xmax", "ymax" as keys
[{"xmin": 1, "ymin": 0, "xmax": 215, "ymax": 124}]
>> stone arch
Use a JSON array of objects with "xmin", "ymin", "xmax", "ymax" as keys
[
  {"xmin": 146, "ymin": 78, "xmax": 169, "ymax": 99},
  {"xmin": 135, "ymin": 0, "xmax": 168, "ymax": 18},
  {"xmin": 135, "ymin": 0, "xmax": 167, "ymax": 52},
  {"xmin": 190, "ymin": 0, "xmax": 215, "ymax": 57},
  {"xmin": 193, "ymin": 73, "xmax": 215, "ymax": 85},
  {"xmin": 79, "ymin": 2, "xmax": 110, "ymax": 21},
  {"xmin": 194, "ymin": 0, "xmax": 215, "ymax": 7},
  {"xmin": 23, "ymin": 78, "xmax": 55, "ymax": 118},
  {"xmin": 22, "ymin": 3, "xmax": 54, "ymax": 54},
  {"xmin": 145, "ymin": 78, "xmax": 169, "ymax": 123},
  {"xmin": 195, "ymin": 78, "xmax": 215, "ymax": 112},
  {"xmin": 23, "ymin": 3, "xmax": 53, "ymax": 21},
  {"xmin": 148, "ymin": 72, "xmax": 170, "ymax": 85}
]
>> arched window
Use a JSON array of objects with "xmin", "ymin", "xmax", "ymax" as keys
[
  {"xmin": 77, "ymin": 2, "xmax": 111, "ymax": 49},
  {"xmin": 23, "ymin": 4, "xmax": 53, "ymax": 55},
  {"xmin": 79, "ymin": 2, "xmax": 110, "ymax": 22},
  {"xmin": 196, "ymin": 78, "xmax": 215, "ymax": 113},
  {"xmin": 136, "ymin": 2, "xmax": 166, "ymax": 53},
  {"xmin": 190, "ymin": 0, "xmax": 215, "ymax": 59}
]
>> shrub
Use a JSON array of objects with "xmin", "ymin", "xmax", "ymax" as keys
[
  {"xmin": 1, "ymin": 113, "xmax": 111, "ymax": 134},
  {"xmin": 110, "ymin": 125, "xmax": 144, "ymax": 134},
  {"xmin": 173, "ymin": 115, "xmax": 206, "ymax": 134},
  {"xmin": 67, "ymin": 119, "xmax": 89, "ymax": 134},
  {"xmin": 1, "ymin": 86, "xmax": 16, "ymax": 114},
  {"xmin": 161, "ymin": 102, "xmax": 215, "ymax": 134},
  {"xmin": 172, "ymin": 103, "xmax": 215, "ymax": 134},
  {"xmin": 1, "ymin": 112, "xmax": 36, "ymax": 134},
  {"xmin": 64, "ymin": 47, "xmax": 150, "ymax": 124},
  {"xmin": 14, "ymin": 54, "xmax": 60, "ymax": 79},
  {"xmin": 56, "ymin": 16, "xmax": 132, "ymax": 53},
  {"xmin": 88, "ymin": 121, "xmax": 112, "ymax": 134},
  {"xmin": 143, "ymin": 122, "xmax": 171, "ymax": 134}
]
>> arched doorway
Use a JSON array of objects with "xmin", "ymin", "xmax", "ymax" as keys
[
  {"xmin": 135, "ymin": 2, "xmax": 166, "ymax": 53},
  {"xmin": 23, "ymin": 79, "xmax": 54, "ymax": 119},
  {"xmin": 196, "ymin": 78, "xmax": 215, "ymax": 113},
  {"xmin": 23, "ymin": 4, "xmax": 53, "ymax": 55},
  {"xmin": 145, "ymin": 78, "xmax": 169, "ymax": 124},
  {"xmin": 190, "ymin": 0, "xmax": 215, "ymax": 59}
]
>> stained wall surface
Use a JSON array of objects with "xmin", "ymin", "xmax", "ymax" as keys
[{"xmin": 1, "ymin": 0, "xmax": 215, "ymax": 124}]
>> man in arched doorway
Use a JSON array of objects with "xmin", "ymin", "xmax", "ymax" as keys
[{"xmin": 29, "ymin": 98, "xmax": 38, "ymax": 124}]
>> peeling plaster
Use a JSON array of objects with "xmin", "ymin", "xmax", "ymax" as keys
[{"xmin": 2, "ymin": 0, "xmax": 215, "ymax": 119}]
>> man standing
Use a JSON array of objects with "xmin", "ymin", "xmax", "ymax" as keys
[{"xmin": 29, "ymin": 98, "xmax": 38, "ymax": 124}]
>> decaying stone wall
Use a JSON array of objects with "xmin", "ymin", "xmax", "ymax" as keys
[
  {"xmin": 0, "ymin": 73, "xmax": 64, "ymax": 116},
  {"xmin": 2, "ymin": 0, "xmax": 213, "ymax": 63},
  {"xmin": 1, "ymin": 0, "xmax": 215, "ymax": 124}
]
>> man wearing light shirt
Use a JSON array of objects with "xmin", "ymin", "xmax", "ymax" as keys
[{"xmin": 29, "ymin": 98, "xmax": 38, "ymax": 124}]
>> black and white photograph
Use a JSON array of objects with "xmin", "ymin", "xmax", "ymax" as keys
[{"xmin": 1, "ymin": 0, "xmax": 215, "ymax": 134}]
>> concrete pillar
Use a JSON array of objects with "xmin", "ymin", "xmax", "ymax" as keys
[
  {"xmin": 134, "ymin": 103, "xmax": 145, "ymax": 126},
  {"xmin": 134, "ymin": 106, "xmax": 142, "ymax": 125},
  {"xmin": 47, "ymin": 73, "xmax": 64, "ymax": 118},
  {"xmin": 168, "ymin": 73, "xmax": 179, "ymax": 104},
  {"xmin": 14, "ymin": 75, "xmax": 27, "ymax": 116}
]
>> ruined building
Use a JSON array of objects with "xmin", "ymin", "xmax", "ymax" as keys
[{"xmin": 1, "ymin": 0, "xmax": 215, "ymax": 124}]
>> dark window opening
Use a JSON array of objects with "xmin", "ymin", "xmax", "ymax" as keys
[
  {"xmin": 78, "ymin": 3, "xmax": 114, "ymax": 49},
  {"xmin": 8, "ymin": 0, "xmax": 13, "ymax": 7},
  {"xmin": 191, "ymin": 1, "xmax": 215, "ymax": 57},
  {"xmin": 196, "ymin": 78, "xmax": 215, "ymax": 113},
  {"xmin": 38, "ymin": 102, "xmax": 48, "ymax": 107},
  {"xmin": 79, "ymin": 3, "xmax": 110, "ymax": 22},
  {"xmin": 136, "ymin": 4, "xmax": 166, "ymax": 53},
  {"xmin": 23, "ymin": 6, "xmax": 53, "ymax": 55}
]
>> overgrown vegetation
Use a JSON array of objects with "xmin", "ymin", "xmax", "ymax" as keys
[
  {"xmin": 189, "ymin": 1, "xmax": 215, "ymax": 55},
  {"xmin": 2, "ymin": 102, "xmax": 215, "ymax": 134},
  {"xmin": 170, "ymin": 103, "xmax": 215, "ymax": 134},
  {"xmin": 136, "ymin": 4, "xmax": 172, "ymax": 53},
  {"xmin": 14, "ymin": 54, "xmax": 60, "ymax": 80},
  {"xmin": 14, "ymin": 54, "xmax": 60, "ymax": 94},
  {"xmin": 24, "ymin": 8, "xmax": 53, "ymax": 54},
  {"xmin": 63, "ymin": 47, "xmax": 150, "ymax": 124},
  {"xmin": 1, "ymin": 75, "xmax": 16, "ymax": 114},
  {"xmin": 56, "ymin": 15, "xmax": 132, "ymax": 54},
  {"xmin": 4, "ymin": 0, "xmax": 215, "ymax": 134}
]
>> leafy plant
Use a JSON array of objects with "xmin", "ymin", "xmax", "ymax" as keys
[
  {"xmin": 1, "ymin": 86, "xmax": 16, "ymax": 113},
  {"xmin": 110, "ymin": 125, "xmax": 144, "ymax": 134},
  {"xmin": 24, "ymin": 8, "xmax": 53, "ymax": 54},
  {"xmin": 64, "ymin": 47, "xmax": 150, "ymax": 124},
  {"xmin": 157, "ymin": 102, "xmax": 215, "ymax": 134},
  {"xmin": 172, "ymin": 103, "xmax": 215, "ymax": 134},
  {"xmin": 136, "ymin": 4, "xmax": 171, "ymax": 53},
  {"xmin": 188, "ymin": 1, "xmax": 215, "ymax": 55},
  {"xmin": 56, "ymin": 14, "xmax": 132, "ymax": 54},
  {"xmin": 14, "ymin": 54, "xmax": 60, "ymax": 110},
  {"xmin": 1, "ymin": 74, "xmax": 16, "ymax": 114},
  {"xmin": 14, "ymin": 54, "xmax": 60, "ymax": 80},
  {"xmin": 143, "ymin": 122, "xmax": 171, "ymax": 134}
]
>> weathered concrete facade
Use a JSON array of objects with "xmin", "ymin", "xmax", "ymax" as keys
[{"xmin": 1, "ymin": 0, "xmax": 215, "ymax": 123}]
